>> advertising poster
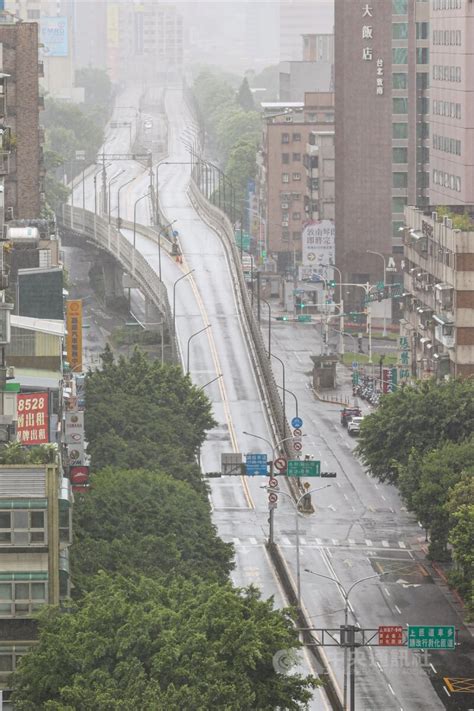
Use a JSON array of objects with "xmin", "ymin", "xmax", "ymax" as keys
[
  {"xmin": 66, "ymin": 300, "xmax": 83, "ymax": 373},
  {"xmin": 17, "ymin": 393, "xmax": 49, "ymax": 445},
  {"xmin": 40, "ymin": 17, "xmax": 68, "ymax": 57},
  {"xmin": 301, "ymin": 220, "xmax": 335, "ymax": 281}
]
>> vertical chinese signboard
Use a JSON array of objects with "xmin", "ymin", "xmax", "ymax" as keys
[
  {"xmin": 361, "ymin": 3, "xmax": 385, "ymax": 96},
  {"xmin": 17, "ymin": 393, "xmax": 49, "ymax": 445},
  {"xmin": 398, "ymin": 335, "xmax": 411, "ymax": 383},
  {"xmin": 66, "ymin": 300, "xmax": 83, "ymax": 373}
]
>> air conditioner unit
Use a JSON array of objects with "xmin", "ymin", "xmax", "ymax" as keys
[
  {"xmin": 6, "ymin": 366, "xmax": 14, "ymax": 379},
  {"xmin": 285, "ymin": 116, "xmax": 293, "ymax": 122},
  {"xmin": 6, "ymin": 207, "xmax": 13, "ymax": 220},
  {"xmin": 281, "ymin": 202, "xmax": 289, "ymax": 209}
]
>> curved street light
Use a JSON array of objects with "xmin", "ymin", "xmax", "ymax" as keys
[
  {"xmin": 107, "ymin": 169, "xmax": 125, "ymax": 223},
  {"xmin": 173, "ymin": 270, "xmax": 195, "ymax": 335},
  {"xmin": 186, "ymin": 324, "xmax": 211, "ymax": 375}
]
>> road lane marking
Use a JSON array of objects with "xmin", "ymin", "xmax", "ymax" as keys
[
  {"xmin": 249, "ymin": 537, "xmax": 258, "ymax": 545},
  {"xmin": 395, "ymin": 605, "xmax": 402, "ymax": 615},
  {"xmin": 348, "ymin": 538, "xmax": 355, "ymax": 545},
  {"xmin": 315, "ymin": 537, "xmax": 323, "ymax": 545},
  {"xmin": 365, "ymin": 539, "xmax": 373, "ymax": 546},
  {"xmin": 387, "ymin": 684, "xmax": 396, "ymax": 696},
  {"xmin": 398, "ymin": 541, "xmax": 406, "ymax": 548},
  {"xmin": 281, "ymin": 536, "xmax": 292, "ymax": 546},
  {"xmin": 382, "ymin": 540, "xmax": 389, "ymax": 547}
]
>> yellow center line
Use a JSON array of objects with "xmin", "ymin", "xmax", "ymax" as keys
[{"xmin": 178, "ymin": 256, "xmax": 254, "ymax": 510}]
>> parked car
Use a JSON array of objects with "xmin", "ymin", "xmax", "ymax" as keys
[
  {"xmin": 340, "ymin": 406, "xmax": 362, "ymax": 427},
  {"xmin": 348, "ymin": 416, "xmax": 364, "ymax": 436}
]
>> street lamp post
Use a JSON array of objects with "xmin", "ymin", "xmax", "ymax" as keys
[
  {"xmin": 108, "ymin": 170, "xmax": 125, "ymax": 223},
  {"xmin": 366, "ymin": 249, "xmax": 388, "ymax": 337},
  {"xmin": 186, "ymin": 324, "xmax": 211, "ymax": 374},
  {"xmin": 133, "ymin": 191, "xmax": 153, "ymax": 275},
  {"xmin": 305, "ymin": 568, "xmax": 387, "ymax": 711},
  {"xmin": 261, "ymin": 486, "xmax": 331, "ymax": 606},
  {"xmin": 276, "ymin": 384, "xmax": 298, "ymax": 419},
  {"xmin": 173, "ymin": 270, "xmax": 195, "ymax": 336},
  {"xmin": 117, "ymin": 176, "xmax": 136, "ymax": 229},
  {"xmin": 261, "ymin": 298, "xmax": 272, "ymax": 357},
  {"xmin": 155, "ymin": 219, "xmax": 177, "ymax": 282},
  {"xmin": 198, "ymin": 373, "xmax": 223, "ymax": 391}
]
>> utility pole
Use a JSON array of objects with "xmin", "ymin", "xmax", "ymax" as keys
[{"xmin": 101, "ymin": 152, "xmax": 107, "ymax": 216}]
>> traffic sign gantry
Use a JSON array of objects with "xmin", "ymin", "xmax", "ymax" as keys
[
  {"xmin": 407, "ymin": 625, "xmax": 455, "ymax": 650},
  {"xmin": 287, "ymin": 460, "xmax": 321, "ymax": 477},
  {"xmin": 245, "ymin": 453, "xmax": 268, "ymax": 476}
]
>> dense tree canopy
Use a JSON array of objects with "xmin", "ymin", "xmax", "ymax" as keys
[
  {"xmin": 85, "ymin": 348, "xmax": 216, "ymax": 486},
  {"xmin": 237, "ymin": 77, "xmax": 255, "ymax": 112},
  {"xmin": 356, "ymin": 379, "xmax": 474, "ymax": 485},
  {"xmin": 11, "ymin": 574, "xmax": 317, "ymax": 711},
  {"xmin": 398, "ymin": 438, "xmax": 474, "ymax": 556},
  {"xmin": 71, "ymin": 468, "xmax": 233, "ymax": 594}
]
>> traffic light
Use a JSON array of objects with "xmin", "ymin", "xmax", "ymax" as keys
[
  {"xmin": 276, "ymin": 316, "xmax": 289, "ymax": 321},
  {"xmin": 328, "ymin": 280, "xmax": 336, "ymax": 288},
  {"xmin": 377, "ymin": 290, "xmax": 383, "ymax": 302}
]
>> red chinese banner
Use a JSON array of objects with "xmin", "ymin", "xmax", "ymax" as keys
[
  {"xmin": 378, "ymin": 626, "xmax": 403, "ymax": 647},
  {"xmin": 17, "ymin": 393, "xmax": 49, "ymax": 445}
]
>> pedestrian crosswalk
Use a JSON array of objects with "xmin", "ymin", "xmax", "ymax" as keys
[{"xmin": 227, "ymin": 536, "xmax": 412, "ymax": 550}]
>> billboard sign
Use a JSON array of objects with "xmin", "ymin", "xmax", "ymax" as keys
[
  {"xmin": 65, "ymin": 412, "xmax": 85, "ymax": 466},
  {"xmin": 66, "ymin": 300, "xmax": 83, "ymax": 373},
  {"xmin": 17, "ymin": 393, "xmax": 49, "ymax": 445},
  {"xmin": 301, "ymin": 220, "xmax": 335, "ymax": 281},
  {"xmin": 40, "ymin": 17, "xmax": 68, "ymax": 57}
]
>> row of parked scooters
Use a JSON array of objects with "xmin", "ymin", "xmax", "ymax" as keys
[{"xmin": 353, "ymin": 376, "xmax": 381, "ymax": 407}]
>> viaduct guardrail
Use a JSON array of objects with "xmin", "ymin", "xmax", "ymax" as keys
[{"xmin": 60, "ymin": 204, "xmax": 177, "ymax": 360}]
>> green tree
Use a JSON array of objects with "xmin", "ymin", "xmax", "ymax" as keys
[
  {"xmin": 398, "ymin": 438, "xmax": 474, "ymax": 557},
  {"xmin": 11, "ymin": 574, "xmax": 318, "ymax": 710},
  {"xmin": 448, "ymin": 504, "xmax": 474, "ymax": 596},
  {"xmin": 357, "ymin": 379, "xmax": 474, "ymax": 485},
  {"xmin": 71, "ymin": 468, "xmax": 233, "ymax": 593},
  {"xmin": 237, "ymin": 77, "xmax": 255, "ymax": 112},
  {"xmin": 226, "ymin": 136, "xmax": 259, "ymax": 209},
  {"xmin": 75, "ymin": 67, "xmax": 113, "ymax": 110},
  {"xmin": 84, "ymin": 349, "xmax": 216, "ymax": 485}
]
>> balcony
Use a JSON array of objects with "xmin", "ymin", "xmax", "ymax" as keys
[
  {"xmin": 0, "ymin": 152, "xmax": 9, "ymax": 175},
  {"xmin": 435, "ymin": 324, "xmax": 455, "ymax": 349}
]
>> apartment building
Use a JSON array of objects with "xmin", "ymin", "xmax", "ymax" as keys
[
  {"xmin": 0, "ymin": 463, "xmax": 72, "ymax": 703},
  {"xmin": 0, "ymin": 16, "xmax": 43, "ymax": 222},
  {"xmin": 256, "ymin": 92, "xmax": 334, "ymax": 271},
  {"xmin": 334, "ymin": 0, "xmax": 430, "ymax": 294},
  {"xmin": 401, "ymin": 205, "xmax": 474, "ymax": 378},
  {"xmin": 304, "ymin": 130, "xmax": 335, "ymax": 222},
  {"xmin": 429, "ymin": 0, "xmax": 473, "ymax": 206}
]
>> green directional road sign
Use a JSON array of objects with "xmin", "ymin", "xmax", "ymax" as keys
[
  {"xmin": 297, "ymin": 315, "xmax": 312, "ymax": 322},
  {"xmin": 407, "ymin": 625, "xmax": 455, "ymax": 650},
  {"xmin": 287, "ymin": 460, "xmax": 321, "ymax": 477}
]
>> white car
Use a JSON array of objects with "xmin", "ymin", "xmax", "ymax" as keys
[{"xmin": 347, "ymin": 416, "xmax": 364, "ymax": 436}]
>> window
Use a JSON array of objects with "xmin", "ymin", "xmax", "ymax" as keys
[
  {"xmin": 416, "ymin": 72, "xmax": 429, "ymax": 89},
  {"xmin": 292, "ymin": 173, "xmax": 301, "ymax": 181},
  {"xmin": 282, "ymin": 230, "xmax": 290, "ymax": 241},
  {"xmin": 392, "ymin": 48, "xmax": 408, "ymax": 64},
  {"xmin": 417, "ymin": 122, "xmax": 429, "ymax": 139},
  {"xmin": 292, "ymin": 133, "xmax": 301, "ymax": 142},
  {"xmin": 393, "ymin": 0, "xmax": 408, "ymax": 13},
  {"xmin": 0, "ymin": 510, "xmax": 46, "ymax": 546},
  {"xmin": 392, "ymin": 220, "xmax": 405, "ymax": 236},
  {"xmin": 393, "ymin": 172, "xmax": 408, "ymax": 188},
  {"xmin": 417, "ymin": 146, "xmax": 429, "ymax": 163},
  {"xmin": 292, "ymin": 212, "xmax": 301, "ymax": 220},
  {"xmin": 393, "ymin": 147, "xmax": 408, "ymax": 163},
  {"xmin": 393, "ymin": 98, "xmax": 408, "ymax": 114},
  {"xmin": 281, "ymin": 133, "xmax": 290, "ymax": 144},
  {"xmin": 417, "ymin": 97, "xmax": 429, "ymax": 114},
  {"xmin": 392, "ymin": 73, "xmax": 408, "ymax": 89},
  {"xmin": 0, "ymin": 580, "xmax": 47, "ymax": 617},
  {"xmin": 392, "ymin": 122, "xmax": 408, "ymax": 139},
  {"xmin": 282, "ymin": 173, "xmax": 289, "ymax": 183},
  {"xmin": 292, "ymin": 153, "xmax": 301, "ymax": 161},
  {"xmin": 392, "ymin": 23, "xmax": 408, "ymax": 39},
  {"xmin": 416, "ymin": 48, "xmax": 429, "ymax": 64},
  {"xmin": 292, "ymin": 193, "xmax": 302, "ymax": 201},
  {"xmin": 292, "ymin": 231, "xmax": 301, "ymax": 241},
  {"xmin": 416, "ymin": 22, "xmax": 429, "ymax": 39},
  {"xmin": 282, "ymin": 153, "xmax": 290, "ymax": 164},
  {"xmin": 392, "ymin": 197, "xmax": 407, "ymax": 213}
]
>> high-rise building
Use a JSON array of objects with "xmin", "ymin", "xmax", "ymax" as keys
[
  {"xmin": 334, "ymin": 0, "xmax": 430, "ymax": 306},
  {"xmin": 429, "ymin": 0, "xmax": 473, "ymax": 206},
  {"xmin": 0, "ymin": 17, "xmax": 43, "ymax": 220}
]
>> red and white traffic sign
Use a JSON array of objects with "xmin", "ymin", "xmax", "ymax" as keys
[
  {"xmin": 274, "ymin": 457, "xmax": 287, "ymax": 471},
  {"xmin": 293, "ymin": 441, "xmax": 303, "ymax": 452},
  {"xmin": 268, "ymin": 477, "xmax": 279, "ymax": 488},
  {"xmin": 293, "ymin": 428, "xmax": 302, "ymax": 437},
  {"xmin": 378, "ymin": 626, "xmax": 403, "ymax": 646},
  {"xmin": 268, "ymin": 491, "xmax": 279, "ymax": 504}
]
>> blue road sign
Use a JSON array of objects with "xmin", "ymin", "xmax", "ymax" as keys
[
  {"xmin": 245, "ymin": 453, "xmax": 268, "ymax": 476},
  {"xmin": 291, "ymin": 416, "xmax": 303, "ymax": 429},
  {"xmin": 352, "ymin": 361, "xmax": 359, "ymax": 370}
]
